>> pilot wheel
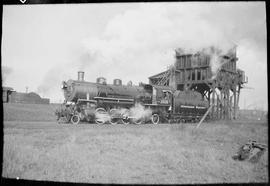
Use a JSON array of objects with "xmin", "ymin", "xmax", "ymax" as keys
[
  {"xmin": 151, "ymin": 114, "xmax": 159, "ymax": 124},
  {"xmin": 71, "ymin": 114, "xmax": 80, "ymax": 125}
]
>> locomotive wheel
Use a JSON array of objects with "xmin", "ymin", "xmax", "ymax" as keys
[
  {"xmin": 132, "ymin": 118, "xmax": 142, "ymax": 125},
  {"xmin": 121, "ymin": 117, "xmax": 130, "ymax": 125},
  {"xmin": 71, "ymin": 115, "xmax": 80, "ymax": 125},
  {"xmin": 151, "ymin": 114, "xmax": 159, "ymax": 125},
  {"xmin": 120, "ymin": 109, "xmax": 130, "ymax": 125},
  {"xmin": 109, "ymin": 108, "xmax": 119, "ymax": 125},
  {"xmin": 95, "ymin": 108, "xmax": 107, "ymax": 125}
]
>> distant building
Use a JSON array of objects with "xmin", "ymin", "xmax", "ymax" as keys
[
  {"xmin": 2, "ymin": 87, "xmax": 14, "ymax": 103},
  {"xmin": 2, "ymin": 86, "xmax": 50, "ymax": 104}
]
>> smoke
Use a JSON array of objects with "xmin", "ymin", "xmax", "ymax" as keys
[
  {"xmin": 2, "ymin": 66, "xmax": 13, "ymax": 85},
  {"xmin": 34, "ymin": 2, "xmax": 265, "ymax": 105},
  {"xmin": 37, "ymin": 68, "xmax": 59, "ymax": 95},
  {"xmin": 80, "ymin": 3, "xmax": 258, "ymax": 84},
  {"xmin": 36, "ymin": 63, "xmax": 76, "ymax": 101}
]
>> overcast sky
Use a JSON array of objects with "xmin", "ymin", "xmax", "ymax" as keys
[{"xmin": 2, "ymin": 2, "xmax": 267, "ymax": 110}]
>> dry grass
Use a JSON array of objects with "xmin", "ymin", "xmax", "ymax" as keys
[
  {"xmin": 3, "ymin": 119, "xmax": 268, "ymax": 184},
  {"xmin": 2, "ymin": 103, "xmax": 268, "ymax": 183},
  {"xmin": 3, "ymin": 103, "xmax": 60, "ymax": 121}
]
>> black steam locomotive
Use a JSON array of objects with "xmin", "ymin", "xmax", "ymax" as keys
[{"xmin": 57, "ymin": 72, "xmax": 209, "ymax": 124}]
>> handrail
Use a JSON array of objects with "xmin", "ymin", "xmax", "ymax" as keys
[{"xmin": 94, "ymin": 97, "xmax": 134, "ymax": 102}]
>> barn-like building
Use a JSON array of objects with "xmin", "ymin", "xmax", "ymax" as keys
[{"xmin": 2, "ymin": 86, "xmax": 50, "ymax": 104}]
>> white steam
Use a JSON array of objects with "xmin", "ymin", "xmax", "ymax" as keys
[
  {"xmin": 210, "ymin": 53, "xmax": 222, "ymax": 79},
  {"xmin": 187, "ymin": 46, "xmax": 234, "ymax": 79},
  {"xmin": 95, "ymin": 110, "xmax": 111, "ymax": 123},
  {"xmin": 94, "ymin": 103, "xmax": 153, "ymax": 124},
  {"xmin": 202, "ymin": 47, "xmax": 233, "ymax": 79},
  {"xmin": 129, "ymin": 103, "xmax": 153, "ymax": 120}
]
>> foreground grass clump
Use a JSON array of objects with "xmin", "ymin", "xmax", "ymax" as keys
[{"xmin": 3, "ymin": 120, "xmax": 268, "ymax": 184}]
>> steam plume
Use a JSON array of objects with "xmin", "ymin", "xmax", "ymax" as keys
[
  {"xmin": 129, "ymin": 103, "xmax": 153, "ymax": 121},
  {"xmin": 95, "ymin": 110, "xmax": 111, "ymax": 123},
  {"xmin": 202, "ymin": 47, "xmax": 233, "ymax": 79},
  {"xmin": 94, "ymin": 103, "xmax": 153, "ymax": 124}
]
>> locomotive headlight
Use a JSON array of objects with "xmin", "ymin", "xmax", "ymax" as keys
[{"xmin": 61, "ymin": 81, "xmax": 67, "ymax": 89}]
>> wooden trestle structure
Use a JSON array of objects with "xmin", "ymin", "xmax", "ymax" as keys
[{"xmin": 149, "ymin": 47, "xmax": 248, "ymax": 120}]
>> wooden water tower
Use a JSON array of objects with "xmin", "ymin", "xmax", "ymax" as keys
[{"xmin": 149, "ymin": 46, "xmax": 248, "ymax": 120}]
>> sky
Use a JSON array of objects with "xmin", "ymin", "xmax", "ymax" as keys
[{"xmin": 2, "ymin": 2, "xmax": 267, "ymax": 110}]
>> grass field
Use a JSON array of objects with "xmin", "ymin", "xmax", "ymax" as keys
[
  {"xmin": 2, "ymin": 103, "xmax": 269, "ymax": 184},
  {"xmin": 3, "ymin": 103, "xmax": 60, "ymax": 121}
]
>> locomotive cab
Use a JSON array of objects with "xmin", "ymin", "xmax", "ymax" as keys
[
  {"xmin": 141, "ymin": 84, "xmax": 174, "ymax": 123},
  {"xmin": 152, "ymin": 86, "xmax": 173, "ymax": 106},
  {"xmin": 161, "ymin": 90, "xmax": 173, "ymax": 105},
  {"xmin": 141, "ymin": 84, "xmax": 173, "ymax": 106}
]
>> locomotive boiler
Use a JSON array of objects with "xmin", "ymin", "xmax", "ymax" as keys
[{"xmin": 58, "ymin": 71, "xmax": 209, "ymax": 124}]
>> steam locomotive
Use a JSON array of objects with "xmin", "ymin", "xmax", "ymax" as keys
[{"xmin": 57, "ymin": 71, "xmax": 209, "ymax": 124}]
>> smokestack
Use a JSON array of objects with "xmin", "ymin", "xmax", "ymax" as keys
[
  {"xmin": 78, "ymin": 71, "xmax": 85, "ymax": 81},
  {"xmin": 113, "ymin": 79, "xmax": 122, "ymax": 86}
]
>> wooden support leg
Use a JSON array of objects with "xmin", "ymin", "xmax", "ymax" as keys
[
  {"xmin": 196, "ymin": 105, "xmax": 213, "ymax": 129},
  {"xmin": 226, "ymin": 88, "xmax": 230, "ymax": 120},
  {"xmin": 212, "ymin": 87, "xmax": 216, "ymax": 119},
  {"xmin": 233, "ymin": 87, "xmax": 237, "ymax": 119},
  {"xmin": 236, "ymin": 85, "xmax": 241, "ymax": 119},
  {"xmin": 220, "ymin": 91, "xmax": 223, "ymax": 119},
  {"xmin": 230, "ymin": 95, "xmax": 233, "ymax": 120},
  {"xmin": 217, "ymin": 95, "xmax": 220, "ymax": 119},
  {"xmin": 222, "ymin": 90, "xmax": 225, "ymax": 120}
]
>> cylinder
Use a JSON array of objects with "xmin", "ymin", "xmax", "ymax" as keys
[
  {"xmin": 78, "ymin": 71, "xmax": 85, "ymax": 81},
  {"xmin": 113, "ymin": 79, "xmax": 122, "ymax": 86},
  {"xmin": 96, "ymin": 77, "xmax": 107, "ymax": 85}
]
